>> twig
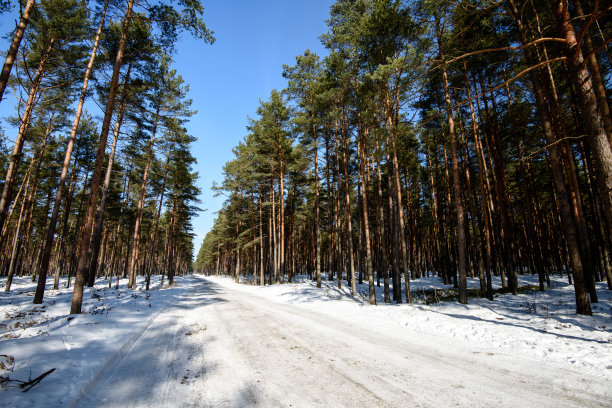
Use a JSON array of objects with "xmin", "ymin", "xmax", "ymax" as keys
[
  {"xmin": 2, "ymin": 368, "xmax": 56, "ymax": 392},
  {"xmin": 20, "ymin": 368, "xmax": 55, "ymax": 392}
]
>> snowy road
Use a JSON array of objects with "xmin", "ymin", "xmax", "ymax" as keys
[{"xmin": 74, "ymin": 277, "xmax": 609, "ymax": 407}]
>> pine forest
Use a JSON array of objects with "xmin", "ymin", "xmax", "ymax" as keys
[
  {"xmin": 197, "ymin": 0, "xmax": 612, "ymax": 316},
  {"xmin": 1, "ymin": 1, "xmax": 612, "ymax": 405},
  {"xmin": 0, "ymin": 0, "xmax": 213, "ymax": 313}
]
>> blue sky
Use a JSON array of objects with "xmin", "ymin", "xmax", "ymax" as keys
[
  {"xmin": 0, "ymin": 0, "xmax": 334, "ymax": 255},
  {"xmin": 176, "ymin": 0, "xmax": 333, "ymax": 252}
]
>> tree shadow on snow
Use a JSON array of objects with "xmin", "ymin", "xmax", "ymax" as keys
[{"xmin": 434, "ymin": 310, "xmax": 611, "ymax": 345}]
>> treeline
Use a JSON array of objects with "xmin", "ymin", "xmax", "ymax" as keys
[
  {"xmin": 196, "ymin": 0, "xmax": 611, "ymax": 315},
  {"xmin": 0, "ymin": 0, "xmax": 213, "ymax": 313}
]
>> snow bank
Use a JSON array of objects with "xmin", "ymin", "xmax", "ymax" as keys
[{"xmin": 0, "ymin": 275, "xmax": 197, "ymax": 407}]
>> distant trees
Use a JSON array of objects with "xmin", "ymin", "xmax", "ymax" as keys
[
  {"xmin": 197, "ymin": 0, "xmax": 611, "ymax": 315},
  {"xmin": 0, "ymin": 0, "xmax": 214, "ymax": 313}
]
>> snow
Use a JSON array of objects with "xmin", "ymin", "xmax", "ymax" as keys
[
  {"xmin": 0, "ymin": 276, "xmax": 174, "ymax": 406},
  {"xmin": 222, "ymin": 273, "xmax": 612, "ymax": 379},
  {"xmin": 0, "ymin": 272, "xmax": 610, "ymax": 407}
]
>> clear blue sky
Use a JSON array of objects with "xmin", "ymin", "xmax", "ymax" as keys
[
  {"xmin": 0, "ymin": 0, "xmax": 334, "ymax": 255},
  {"xmin": 175, "ymin": 0, "xmax": 333, "ymax": 252}
]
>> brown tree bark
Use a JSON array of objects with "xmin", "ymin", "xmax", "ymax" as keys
[
  {"xmin": 4, "ymin": 171, "xmax": 31, "ymax": 292},
  {"xmin": 437, "ymin": 19, "xmax": 467, "ymax": 304},
  {"xmin": 551, "ymin": 0, "xmax": 612, "ymax": 238},
  {"xmin": 35, "ymin": 0, "xmax": 109, "ymax": 299},
  {"xmin": 279, "ymin": 148, "xmax": 286, "ymax": 284},
  {"xmin": 376, "ymin": 156, "xmax": 390, "ymax": 303},
  {"xmin": 71, "ymin": 0, "xmax": 135, "ymax": 314},
  {"xmin": 0, "ymin": 38, "xmax": 54, "ymax": 239},
  {"xmin": 259, "ymin": 188, "xmax": 264, "ymax": 286},
  {"xmin": 0, "ymin": 0, "xmax": 36, "ymax": 103},
  {"xmin": 340, "ymin": 117, "xmax": 356, "ymax": 296},
  {"xmin": 313, "ymin": 119, "xmax": 321, "ymax": 288},
  {"xmin": 507, "ymin": 0, "xmax": 592, "ymax": 315},
  {"xmin": 358, "ymin": 125, "xmax": 376, "ymax": 304},
  {"xmin": 128, "ymin": 103, "xmax": 159, "ymax": 289},
  {"xmin": 464, "ymin": 66, "xmax": 494, "ymax": 300},
  {"xmin": 87, "ymin": 79, "xmax": 128, "ymax": 288},
  {"xmin": 387, "ymin": 117, "xmax": 411, "ymax": 302},
  {"xmin": 573, "ymin": 0, "xmax": 612, "ymax": 144},
  {"xmin": 145, "ymin": 154, "xmax": 169, "ymax": 289}
]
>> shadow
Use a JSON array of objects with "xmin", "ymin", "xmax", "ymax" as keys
[
  {"xmin": 63, "ymin": 279, "xmax": 231, "ymax": 407},
  {"xmin": 430, "ymin": 310, "xmax": 611, "ymax": 345},
  {"xmin": 0, "ymin": 274, "xmax": 232, "ymax": 408}
]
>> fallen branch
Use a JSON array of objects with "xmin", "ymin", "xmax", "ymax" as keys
[
  {"xmin": 20, "ymin": 368, "xmax": 56, "ymax": 392},
  {"xmin": 1, "ymin": 368, "xmax": 56, "ymax": 393}
]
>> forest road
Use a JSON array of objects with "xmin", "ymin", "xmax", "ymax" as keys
[{"xmin": 74, "ymin": 277, "xmax": 609, "ymax": 408}]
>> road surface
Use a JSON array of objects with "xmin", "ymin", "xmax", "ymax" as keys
[{"xmin": 74, "ymin": 277, "xmax": 608, "ymax": 407}]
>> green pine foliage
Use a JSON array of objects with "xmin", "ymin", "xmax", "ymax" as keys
[
  {"xmin": 198, "ymin": 0, "xmax": 612, "ymax": 315},
  {"xmin": 0, "ymin": 0, "xmax": 213, "ymax": 304}
]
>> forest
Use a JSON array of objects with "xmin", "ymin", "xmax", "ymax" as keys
[
  {"xmin": 0, "ymin": 0, "xmax": 213, "ymax": 313},
  {"xmin": 196, "ymin": 0, "xmax": 612, "ymax": 316}
]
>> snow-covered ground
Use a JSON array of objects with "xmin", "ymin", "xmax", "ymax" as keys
[
  {"xmin": 226, "ymin": 273, "xmax": 612, "ymax": 379},
  {"xmin": 0, "ymin": 273, "xmax": 610, "ymax": 407}
]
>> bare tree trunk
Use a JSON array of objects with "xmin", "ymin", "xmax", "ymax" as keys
[
  {"xmin": 385, "ymin": 92, "xmax": 411, "ymax": 302},
  {"xmin": 279, "ymin": 156, "xmax": 285, "ymax": 284},
  {"xmin": 71, "ymin": 0, "xmax": 135, "ymax": 314},
  {"xmin": 436, "ymin": 17, "xmax": 467, "ymax": 304},
  {"xmin": 376, "ymin": 156, "xmax": 390, "ymax": 303},
  {"xmin": 26, "ymin": 116, "xmax": 55, "ymax": 301},
  {"xmin": 145, "ymin": 154, "xmax": 169, "ymax": 290},
  {"xmin": 359, "ymin": 125, "xmax": 376, "ymax": 304},
  {"xmin": 271, "ymin": 181, "xmax": 277, "ymax": 283},
  {"xmin": 573, "ymin": 0, "xmax": 612, "ymax": 144},
  {"xmin": 259, "ymin": 189, "xmax": 264, "ymax": 286},
  {"xmin": 551, "ymin": 0, "xmax": 612, "ymax": 234},
  {"xmin": 87, "ymin": 75, "xmax": 128, "ymax": 288},
  {"xmin": 36, "ymin": 0, "xmax": 109, "ymax": 297},
  {"xmin": 235, "ymin": 223, "xmax": 240, "ymax": 283},
  {"xmin": 325, "ymin": 135, "xmax": 334, "ymax": 281},
  {"xmin": 507, "ymin": 0, "xmax": 591, "ymax": 315},
  {"xmin": 4, "ymin": 171, "xmax": 30, "ymax": 292},
  {"xmin": 0, "ymin": 38, "xmax": 54, "ymax": 238},
  {"xmin": 128, "ymin": 104, "xmax": 160, "ymax": 289},
  {"xmin": 166, "ymin": 197, "xmax": 177, "ymax": 286},
  {"xmin": 313, "ymin": 120, "xmax": 321, "ymax": 288},
  {"xmin": 333, "ymin": 130, "xmax": 343, "ymax": 289},
  {"xmin": 0, "ymin": 0, "xmax": 36, "ymax": 103},
  {"xmin": 340, "ymin": 123, "xmax": 356, "ymax": 296},
  {"xmin": 464, "ymin": 65, "xmax": 494, "ymax": 300},
  {"xmin": 53, "ymin": 166, "xmax": 78, "ymax": 289}
]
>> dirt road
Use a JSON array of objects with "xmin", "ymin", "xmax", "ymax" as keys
[{"xmin": 74, "ymin": 277, "xmax": 608, "ymax": 407}]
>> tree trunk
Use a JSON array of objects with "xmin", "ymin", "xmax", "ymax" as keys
[
  {"xmin": 551, "ymin": 0, "xmax": 612, "ymax": 238},
  {"xmin": 0, "ymin": 0, "xmax": 36, "ymax": 103},
  {"xmin": 259, "ymin": 189, "xmax": 264, "ymax": 286},
  {"xmin": 279, "ymin": 155, "xmax": 285, "ymax": 284},
  {"xmin": 145, "ymin": 154, "xmax": 170, "ymax": 289},
  {"xmin": 376, "ymin": 156, "xmax": 390, "ymax": 303},
  {"xmin": 4, "ymin": 171, "xmax": 31, "ymax": 292},
  {"xmin": 128, "ymin": 102, "xmax": 160, "ymax": 289},
  {"xmin": 87, "ymin": 77, "xmax": 128, "ymax": 288},
  {"xmin": 506, "ymin": 0, "xmax": 591, "ymax": 315},
  {"xmin": 573, "ymin": 0, "xmax": 612, "ymax": 144},
  {"xmin": 464, "ymin": 66, "xmax": 494, "ymax": 300},
  {"xmin": 0, "ymin": 38, "xmax": 54, "ymax": 239},
  {"xmin": 340, "ymin": 123, "xmax": 356, "ymax": 296},
  {"xmin": 359, "ymin": 125, "xmax": 376, "ymax": 304},
  {"xmin": 313, "ymin": 120, "xmax": 321, "ymax": 288},
  {"xmin": 71, "ymin": 0, "xmax": 135, "ymax": 314},
  {"xmin": 436, "ymin": 19, "xmax": 467, "ymax": 304}
]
